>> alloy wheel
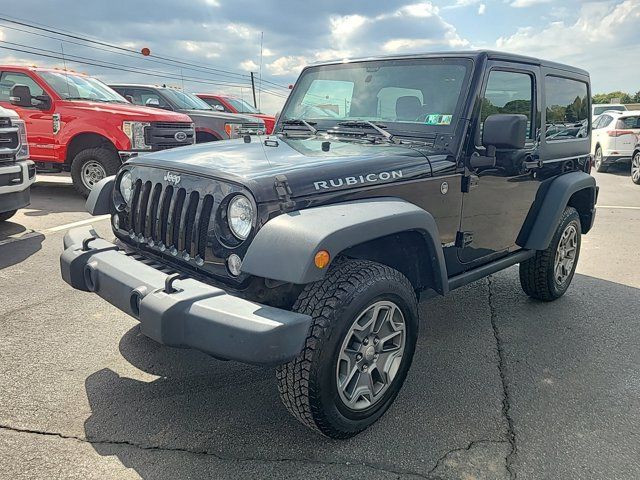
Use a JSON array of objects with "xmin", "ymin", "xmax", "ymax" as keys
[
  {"xmin": 336, "ymin": 300, "xmax": 406, "ymax": 411},
  {"xmin": 632, "ymin": 153, "xmax": 640, "ymax": 184},
  {"xmin": 554, "ymin": 224, "xmax": 578, "ymax": 285}
]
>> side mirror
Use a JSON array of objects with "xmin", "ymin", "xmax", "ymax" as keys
[
  {"xmin": 213, "ymin": 104, "xmax": 225, "ymax": 111},
  {"xmin": 483, "ymin": 114, "xmax": 527, "ymax": 150},
  {"xmin": 9, "ymin": 84, "xmax": 33, "ymax": 107},
  {"xmin": 33, "ymin": 94, "xmax": 51, "ymax": 109},
  {"xmin": 145, "ymin": 97, "xmax": 160, "ymax": 107}
]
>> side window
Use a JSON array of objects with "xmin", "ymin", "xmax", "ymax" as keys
[
  {"xmin": 0, "ymin": 72, "xmax": 45, "ymax": 106},
  {"xmin": 202, "ymin": 98, "xmax": 228, "ymax": 112},
  {"xmin": 599, "ymin": 115, "xmax": 613, "ymax": 129},
  {"xmin": 617, "ymin": 116, "xmax": 640, "ymax": 129},
  {"xmin": 592, "ymin": 116, "xmax": 603, "ymax": 130},
  {"xmin": 481, "ymin": 70, "xmax": 534, "ymax": 140},
  {"xmin": 544, "ymin": 76, "xmax": 589, "ymax": 141},
  {"xmin": 127, "ymin": 88, "xmax": 171, "ymax": 109}
]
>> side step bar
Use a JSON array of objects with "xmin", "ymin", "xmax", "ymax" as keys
[{"xmin": 448, "ymin": 249, "xmax": 536, "ymax": 291}]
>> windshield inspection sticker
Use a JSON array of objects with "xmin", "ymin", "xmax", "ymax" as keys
[{"xmin": 425, "ymin": 114, "xmax": 452, "ymax": 126}]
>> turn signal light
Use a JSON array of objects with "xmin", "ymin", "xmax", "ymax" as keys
[{"xmin": 314, "ymin": 250, "xmax": 331, "ymax": 269}]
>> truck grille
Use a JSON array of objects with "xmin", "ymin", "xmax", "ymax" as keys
[
  {"xmin": 145, "ymin": 122, "xmax": 195, "ymax": 151},
  {"xmin": 0, "ymin": 117, "xmax": 11, "ymax": 128},
  {"xmin": 127, "ymin": 179, "xmax": 214, "ymax": 260},
  {"xmin": 0, "ymin": 120, "xmax": 19, "ymax": 163}
]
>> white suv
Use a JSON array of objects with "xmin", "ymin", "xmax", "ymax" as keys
[{"xmin": 591, "ymin": 110, "xmax": 640, "ymax": 172}]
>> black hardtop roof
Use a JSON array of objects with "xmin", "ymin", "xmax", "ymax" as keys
[{"xmin": 310, "ymin": 50, "xmax": 588, "ymax": 77}]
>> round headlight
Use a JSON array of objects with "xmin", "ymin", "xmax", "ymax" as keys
[
  {"xmin": 119, "ymin": 171, "xmax": 133, "ymax": 203},
  {"xmin": 227, "ymin": 195, "xmax": 253, "ymax": 240}
]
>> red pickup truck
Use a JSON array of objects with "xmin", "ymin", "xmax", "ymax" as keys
[
  {"xmin": 195, "ymin": 93, "xmax": 275, "ymax": 134},
  {"xmin": 0, "ymin": 66, "xmax": 195, "ymax": 196}
]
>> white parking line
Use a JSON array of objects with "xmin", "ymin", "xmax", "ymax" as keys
[
  {"xmin": 597, "ymin": 205, "xmax": 640, "ymax": 211},
  {"xmin": 45, "ymin": 215, "xmax": 111, "ymax": 233},
  {"xmin": 0, "ymin": 231, "xmax": 42, "ymax": 247}
]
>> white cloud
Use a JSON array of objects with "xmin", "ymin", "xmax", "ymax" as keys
[
  {"xmin": 496, "ymin": 1, "xmax": 640, "ymax": 92},
  {"xmin": 240, "ymin": 59, "xmax": 259, "ymax": 71},
  {"xmin": 396, "ymin": 2, "xmax": 439, "ymax": 18},
  {"xmin": 478, "ymin": 3, "xmax": 486, "ymax": 14},
  {"xmin": 510, "ymin": 0, "xmax": 552, "ymax": 8}
]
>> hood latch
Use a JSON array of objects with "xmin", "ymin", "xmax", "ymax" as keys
[{"xmin": 274, "ymin": 174, "xmax": 296, "ymax": 212}]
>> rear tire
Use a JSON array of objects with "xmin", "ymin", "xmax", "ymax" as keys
[
  {"xmin": 594, "ymin": 146, "xmax": 608, "ymax": 173},
  {"xmin": 276, "ymin": 259, "xmax": 418, "ymax": 439},
  {"xmin": 71, "ymin": 147, "xmax": 121, "ymax": 197},
  {"xmin": 519, "ymin": 207, "xmax": 581, "ymax": 302},
  {"xmin": 632, "ymin": 152, "xmax": 640, "ymax": 185},
  {"xmin": 0, "ymin": 210, "xmax": 17, "ymax": 222}
]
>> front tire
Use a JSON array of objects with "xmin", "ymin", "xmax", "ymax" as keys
[
  {"xmin": 70, "ymin": 147, "xmax": 121, "ymax": 197},
  {"xmin": 276, "ymin": 260, "xmax": 418, "ymax": 438},
  {"xmin": 594, "ymin": 146, "xmax": 608, "ymax": 173},
  {"xmin": 632, "ymin": 152, "xmax": 640, "ymax": 185},
  {"xmin": 0, "ymin": 209, "xmax": 17, "ymax": 222},
  {"xmin": 519, "ymin": 207, "xmax": 581, "ymax": 301}
]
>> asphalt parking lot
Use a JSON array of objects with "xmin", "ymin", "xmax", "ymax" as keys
[{"xmin": 1, "ymin": 167, "xmax": 639, "ymax": 480}]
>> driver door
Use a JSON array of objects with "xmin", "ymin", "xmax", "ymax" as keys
[
  {"xmin": 0, "ymin": 70, "xmax": 55, "ymax": 161},
  {"xmin": 458, "ymin": 63, "xmax": 542, "ymax": 265}
]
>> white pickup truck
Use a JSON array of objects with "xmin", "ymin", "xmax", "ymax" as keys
[{"xmin": 0, "ymin": 105, "xmax": 34, "ymax": 222}]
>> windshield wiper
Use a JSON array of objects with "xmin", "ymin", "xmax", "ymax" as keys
[
  {"xmin": 282, "ymin": 118, "xmax": 318, "ymax": 134},
  {"xmin": 336, "ymin": 120, "xmax": 396, "ymax": 144}
]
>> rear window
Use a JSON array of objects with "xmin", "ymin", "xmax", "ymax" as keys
[
  {"xmin": 617, "ymin": 116, "xmax": 640, "ymax": 129},
  {"xmin": 594, "ymin": 105, "xmax": 626, "ymax": 115}
]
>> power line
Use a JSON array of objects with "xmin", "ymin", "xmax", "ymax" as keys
[
  {"xmin": 0, "ymin": 15, "xmax": 292, "ymax": 89},
  {"xmin": 0, "ymin": 44, "xmax": 253, "ymax": 89}
]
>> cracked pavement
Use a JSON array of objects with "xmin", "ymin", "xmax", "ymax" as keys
[{"xmin": 1, "ymin": 170, "xmax": 639, "ymax": 479}]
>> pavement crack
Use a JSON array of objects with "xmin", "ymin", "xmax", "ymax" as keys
[
  {"xmin": 487, "ymin": 275, "xmax": 517, "ymax": 479},
  {"xmin": 426, "ymin": 439, "xmax": 508, "ymax": 477},
  {"xmin": 0, "ymin": 424, "xmax": 427, "ymax": 478}
]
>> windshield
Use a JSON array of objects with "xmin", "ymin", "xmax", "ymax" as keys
[
  {"xmin": 39, "ymin": 72, "xmax": 126, "ymax": 103},
  {"xmin": 280, "ymin": 58, "xmax": 472, "ymax": 135},
  {"xmin": 225, "ymin": 97, "xmax": 260, "ymax": 114},
  {"xmin": 593, "ymin": 105, "xmax": 627, "ymax": 115},
  {"xmin": 162, "ymin": 89, "xmax": 213, "ymax": 110}
]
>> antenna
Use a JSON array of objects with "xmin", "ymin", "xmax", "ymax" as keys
[
  {"xmin": 258, "ymin": 31, "xmax": 263, "ymax": 112},
  {"xmin": 60, "ymin": 42, "xmax": 71, "ymax": 98}
]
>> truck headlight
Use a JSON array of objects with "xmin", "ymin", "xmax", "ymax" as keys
[
  {"xmin": 224, "ymin": 123, "xmax": 242, "ymax": 139},
  {"xmin": 119, "ymin": 170, "xmax": 134, "ymax": 204},
  {"xmin": 122, "ymin": 121, "xmax": 151, "ymax": 150},
  {"xmin": 227, "ymin": 195, "xmax": 253, "ymax": 240},
  {"xmin": 13, "ymin": 119, "xmax": 29, "ymax": 160}
]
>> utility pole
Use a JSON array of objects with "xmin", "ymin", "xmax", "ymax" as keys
[{"xmin": 250, "ymin": 72, "xmax": 257, "ymax": 109}]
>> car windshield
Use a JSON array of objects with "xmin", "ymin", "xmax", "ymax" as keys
[
  {"xmin": 39, "ymin": 71, "xmax": 127, "ymax": 103},
  {"xmin": 593, "ymin": 105, "xmax": 626, "ymax": 115},
  {"xmin": 280, "ymin": 58, "xmax": 472, "ymax": 136},
  {"xmin": 162, "ymin": 89, "xmax": 213, "ymax": 110},
  {"xmin": 225, "ymin": 97, "xmax": 260, "ymax": 114}
]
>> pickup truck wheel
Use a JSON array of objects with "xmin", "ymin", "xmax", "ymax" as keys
[
  {"xmin": 631, "ymin": 152, "xmax": 640, "ymax": 185},
  {"xmin": 276, "ymin": 259, "xmax": 418, "ymax": 438},
  {"xmin": 519, "ymin": 207, "xmax": 581, "ymax": 302},
  {"xmin": 594, "ymin": 146, "xmax": 608, "ymax": 173},
  {"xmin": 71, "ymin": 148, "xmax": 121, "ymax": 197},
  {"xmin": 0, "ymin": 210, "xmax": 17, "ymax": 222}
]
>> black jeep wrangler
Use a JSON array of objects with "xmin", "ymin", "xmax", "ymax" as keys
[{"xmin": 60, "ymin": 50, "xmax": 597, "ymax": 439}]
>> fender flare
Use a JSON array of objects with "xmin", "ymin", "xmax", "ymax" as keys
[
  {"xmin": 86, "ymin": 176, "xmax": 115, "ymax": 215},
  {"xmin": 241, "ymin": 197, "xmax": 449, "ymax": 294},
  {"xmin": 523, "ymin": 171, "xmax": 597, "ymax": 251}
]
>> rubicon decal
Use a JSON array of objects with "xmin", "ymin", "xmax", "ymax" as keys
[{"xmin": 314, "ymin": 170, "xmax": 403, "ymax": 190}]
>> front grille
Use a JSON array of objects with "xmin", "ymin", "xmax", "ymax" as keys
[
  {"xmin": 0, "ymin": 117, "xmax": 11, "ymax": 128},
  {"xmin": 127, "ymin": 179, "xmax": 213, "ymax": 260},
  {"xmin": 0, "ymin": 128, "xmax": 19, "ymax": 150},
  {"xmin": 145, "ymin": 121, "xmax": 195, "ymax": 151}
]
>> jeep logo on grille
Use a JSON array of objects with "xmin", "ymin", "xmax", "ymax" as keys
[
  {"xmin": 174, "ymin": 131, "xmax": 188, "ymax": 142},
  {"xmin": 164, "ymin": 172, "xmax": 181, "ymax": 185}
]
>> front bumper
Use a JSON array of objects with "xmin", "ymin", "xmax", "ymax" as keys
[
  {"xmin": 60, "ymin": 226, "xmax": 312, "ymax": 365},
  {"xmin": 602, "ymin": 154, "xmax": 631, "ymax": 165}
]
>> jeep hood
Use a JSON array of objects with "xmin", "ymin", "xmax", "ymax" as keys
[{"xmin": 128, "ymin": 136, "xmax": 440, "ymax": 202}]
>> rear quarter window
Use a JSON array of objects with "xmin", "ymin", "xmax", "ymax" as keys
[{"xmin": 545, "ymin": 76, "xmax": 589, "ymax": 141}]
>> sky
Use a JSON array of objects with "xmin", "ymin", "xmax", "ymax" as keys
[{"xmin": 0, "ymin": 0, "xmax": 638, "ymax": 114}]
